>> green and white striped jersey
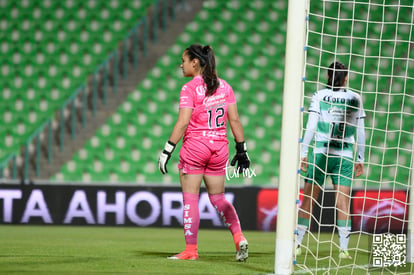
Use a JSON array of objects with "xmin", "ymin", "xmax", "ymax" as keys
[{"xmin": 302, "ymin": 88, "xmax": 366, "ymax": 159}]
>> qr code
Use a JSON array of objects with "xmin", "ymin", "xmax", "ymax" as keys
[{"xmin": 372, "ymin": 233, "xmax": 406, "ymax": 267}]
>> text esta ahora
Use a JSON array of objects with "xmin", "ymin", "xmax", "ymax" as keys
[{"xmin": 0, "ymin": 189, "xmax": 234, "ymax": 226}]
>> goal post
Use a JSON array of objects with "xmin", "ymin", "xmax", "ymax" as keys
[
  {"xmin": 408, "ymin": 139, "xmax": 414, "ymax": 262},
  {"xmin": 274, "ymin": 0, "xmax": 307, "ymax": 274}
]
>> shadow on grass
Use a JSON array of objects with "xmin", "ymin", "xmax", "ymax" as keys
[
  {"xmin": 138, "ymin": 250, "xmax": 273, "ymax": 259},
  {"xmin": 138, "ymin": 251, "xmax": 172, "ymax": 258},
  {"xmin": 135, "ymin": 250, "xmax": 274, "ymax": 274}
]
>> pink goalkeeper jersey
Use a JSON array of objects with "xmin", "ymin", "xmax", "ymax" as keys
[{"xmin": 179, "ymin": 75, "xmax": 236, "ymax": 142}]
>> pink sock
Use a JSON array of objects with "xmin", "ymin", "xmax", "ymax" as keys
[
  {"xmin": 182, "ymin": 192, "xmax": 200, "ymax": 248},
  {"xmin": 209, "ymin": 193, "xmax": 242, "ymax": 235}
]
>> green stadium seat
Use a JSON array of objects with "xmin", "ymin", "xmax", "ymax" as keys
[
  {"xmin": 49, "ymin": 0, "xmax": 413, "ymax": 186},
  {"xmin": 0, "ymin": 132, "xmax": 19, "ymax": 156},
  {"xmin": 87, "ymin": 169, "xmax": 110, "ymax": 183},
  {"xmin": 60, "ymin": 160, "xmax": 83, "ymax": 181},
  {"xmin": 0, "ymin": 0, "xmax": 159, "ymax": 168}
]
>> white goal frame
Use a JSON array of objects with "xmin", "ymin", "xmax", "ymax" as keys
[{"xmin": 274, "ymin": 0, "xmax": 307, "ymax": 274}]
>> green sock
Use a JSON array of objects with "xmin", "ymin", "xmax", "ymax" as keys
[{"xmin": 298, "ymin": 217, "xmax": 310, "ymax": 227}]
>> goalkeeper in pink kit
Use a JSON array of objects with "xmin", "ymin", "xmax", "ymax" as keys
[{"xmin": 158, "ymin": 44, "xmax": 250, "ymax": 261}]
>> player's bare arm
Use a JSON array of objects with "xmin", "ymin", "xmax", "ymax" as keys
[
  {"xmin": 354, "ymin": 163, "xmax": 364, "ymax": 177},
  {"xmin": 300, "ymin": 157, "xmax": 308, "ymax": 172},
  {"xmin": 227, "ymin": 103, "xmax": 244, "ymax": 143},
  {"xmin": 168, "ymin": 108, "xmax": 193, "ymax": 144}
]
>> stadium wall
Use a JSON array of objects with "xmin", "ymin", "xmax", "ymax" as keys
[{"xmin": 0, "ymin": 184, "xmax": 406, "ymax": 233}]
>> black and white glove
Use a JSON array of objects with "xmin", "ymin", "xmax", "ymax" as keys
[
  {"xmin": 158, "ymin": 141, "xmax": 176, "ymax": 174},
  {"xmin": 230, "ymin": 141, "xmax": 250, "ymax": 173}
]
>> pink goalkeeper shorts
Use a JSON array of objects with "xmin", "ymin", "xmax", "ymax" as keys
[{"xmin": 178, "ymin": 138, "xmax": 228, "ymax": 176}]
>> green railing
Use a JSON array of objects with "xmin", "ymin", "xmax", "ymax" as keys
[{"xmin": 0, "ymin": 0, "xmax": 182, "ymax": 182}]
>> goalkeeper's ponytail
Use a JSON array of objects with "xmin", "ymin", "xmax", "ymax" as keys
[
  {"xmin": 327, "ymin": 61, "xmax": 348, "ymax": 91},
  {"xmin": 186, "ymin": 44, "xmax": 219, "ymax": 96}
]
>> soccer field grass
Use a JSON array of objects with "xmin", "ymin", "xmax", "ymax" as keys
[
  {"xmin": 1, "ymin": 226, "xmax": 412, "ymax": 274},
  {"xmin": 295, "ymin": 232, "xmax": 413, "ymax": 275},
  {"xmin": 0, "ymin": 225, "xmax": 276, "ymax": 274}
]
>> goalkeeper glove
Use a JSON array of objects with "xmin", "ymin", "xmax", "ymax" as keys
[
  {"xmin": 158, "ymin": 141, "xmax": 176, "ymax": 174},
  {"xmin": 230, "ymin": 141, "xmax": 250, "ymax": 173}
]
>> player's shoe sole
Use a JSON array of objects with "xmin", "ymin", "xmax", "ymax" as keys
[
  {"xmin": 236, "ymin": 240, "xmax": 249, "ymax": 262},
  {"xmin": 339, "ymin": 250, "xmax": 352, "ymax": 259},
  {"xmin": 167, "ymin": 251, "xmax": 198, "ymax": 260}
]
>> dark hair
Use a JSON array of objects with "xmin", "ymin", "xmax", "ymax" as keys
[
  {"xmin": 327, "ymin": 61, "xmax": 348, "ymax": 91},
  {"xmin": 185, "ymin": 44, "xmax": 219, "ymax": 96}
]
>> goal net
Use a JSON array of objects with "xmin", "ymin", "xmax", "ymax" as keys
[{"xmin": 294, "ymin": 0, "xmax": 414, "ymax": 274}]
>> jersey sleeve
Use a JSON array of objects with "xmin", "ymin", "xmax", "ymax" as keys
[
  {"xmin": 356, "ymin": 117, "xmax": 365, "ymax": 162},
  {"xmin": 308, "ymin": 91, "xmax": 320, "ymax": 114},
  {"xmin": 179, "ymin": 83, "xmax": 195, "ymax": 108},
  {"xmin": 357, "ymin": 94, "xmax": 366, "ymax": 119},
  {"xmin": 301, "ymin": 111, "xmax": 318, "ymax": 158}
]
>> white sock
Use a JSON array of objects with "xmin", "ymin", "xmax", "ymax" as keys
[
  {"xmin": 296, "ymin": 224, "xmax": 308, "ymax": 247},
  {"xmin": 338, "ymin": 226, "xmax": 351, "ymax": 251}
]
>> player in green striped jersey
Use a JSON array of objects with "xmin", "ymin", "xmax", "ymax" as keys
[{"xmin": 295, "ymin": 61, "xmax": 366, "ymax": 260}]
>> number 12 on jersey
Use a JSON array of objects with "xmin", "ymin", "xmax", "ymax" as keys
[{"xmin": 207, "ymin": 107, "xmax": 225, "ymax": 129}]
